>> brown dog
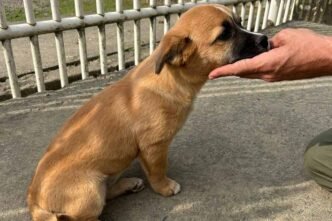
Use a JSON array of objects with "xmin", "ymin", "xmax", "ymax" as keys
[{"xmin": 27, "ymin": 4, "xmax": 268, "ymax": 221}]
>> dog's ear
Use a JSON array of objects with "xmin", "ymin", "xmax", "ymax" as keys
[{"xmin": 155, "ymin": 33, "xmax": 195, "ymax": 74}]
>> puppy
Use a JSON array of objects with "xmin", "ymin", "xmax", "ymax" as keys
[{"xmin": 27, "ymin": 4, "xmax": 269, "ymax": 221}]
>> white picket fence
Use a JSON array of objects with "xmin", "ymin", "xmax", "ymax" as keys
[{"xmin": 0, "ymin": 0, "xmax": 329, "ymax": 99}]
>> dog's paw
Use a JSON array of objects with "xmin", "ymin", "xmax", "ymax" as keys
[
  {"xmin": 169, "ymin": 180, "xmax": 181, "ymax": 195},
  {"xmin": 107, "ymin": 177, "xmax": 145, "ymax": 199},
  {"xmin": 158, "ymin": 178, "xmax": 181, "ymax": 197},
  {"xmin": 129, "ymin": 177, "xmax": 145, "ymax": 193}
]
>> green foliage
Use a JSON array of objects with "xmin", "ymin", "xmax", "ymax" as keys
[
  {"xmin": 5, "ymin": 0, "xmax": 140, "ymax": 22},
  {"xmin": 5, "ymin": 7, "xmax": 25, "ymax": 22}
]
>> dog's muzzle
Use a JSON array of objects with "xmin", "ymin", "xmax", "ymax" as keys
[
  {"xmin": 230, "ymin": 28, "xmax": 270, "ymax": 64},
  {"xmin": 255, "ymin": 34, "xmax": 270, "ymax": 50}
]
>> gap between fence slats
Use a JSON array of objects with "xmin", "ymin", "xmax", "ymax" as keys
[{"xmin": 97, "ymin": 0, "xmax": 108, "ymax": 75}]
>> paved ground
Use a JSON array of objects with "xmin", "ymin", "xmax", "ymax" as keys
[{"xmin": 0, "ymin": 21, "xmax": 332, "ymax": 221}]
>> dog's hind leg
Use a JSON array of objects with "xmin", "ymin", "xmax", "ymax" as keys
[
  {"xmin": 50, "ymin": 172, "xmax": 107, "ymax": 221},
  {"xmin": 106, "ymin": 177, "xmax": 145, "ymax": 200}
]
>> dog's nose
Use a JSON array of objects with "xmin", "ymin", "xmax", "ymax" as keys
[{"xmin": 256, "ymin": 35, "xmax": 269, "ymax": 49}]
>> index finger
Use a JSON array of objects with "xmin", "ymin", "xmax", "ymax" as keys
[{"xmin": 209, "ymin": 47, "xmax": 282, "ymax": 79}]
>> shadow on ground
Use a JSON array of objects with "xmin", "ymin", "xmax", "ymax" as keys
[{"xmin": 99, "ymin": 87, "xmax": 332, "ymax": 221}]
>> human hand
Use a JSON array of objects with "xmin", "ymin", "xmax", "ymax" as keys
[{"xmin": 209, "ymin": 28, "xmax": 332, "ymax": 82}]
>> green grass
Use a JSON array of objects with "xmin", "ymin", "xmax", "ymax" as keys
[{"xmin": 5, "ymin": 0, "xmax": 145, "ymax": 22}]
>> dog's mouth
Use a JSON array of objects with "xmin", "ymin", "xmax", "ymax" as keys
[
  {"xmin": 229, "ymin": 51, "xmax": 265, "ymax": 64},
  {"xmin": 228, "ymin": 57, "xmax": 242, "ymax": 64},
  {"xmin": 229, "ymin": 41, "xmax": 270, "ymax": 64},
  {"xmin": 228, "ymin": 32, "xmax": 270, "ymax": 65}
]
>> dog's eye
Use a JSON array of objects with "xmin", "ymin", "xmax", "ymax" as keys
[{"xmin": 218, "ymin": 21, "xmax": 232, "ymax": 41}]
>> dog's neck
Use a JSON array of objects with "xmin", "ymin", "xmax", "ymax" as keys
[
  {"xmin": 161, "ymin": 64, "xmax": 208, "ymax": 99},
  {"xmin": 128, "ymin": 58, "xmax": 209, "ymax": 106},
  {"xmin": 149, "ymin": 65, "xmax": 208, "ymax": 106}
]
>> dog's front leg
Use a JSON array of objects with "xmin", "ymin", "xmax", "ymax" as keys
[{"xmin": 139, "ymin": 143, "xmax": 181, "ymax": 196}]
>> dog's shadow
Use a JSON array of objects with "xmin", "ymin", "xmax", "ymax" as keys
[
  {"xmin": 99, "ymin": 126, "xmax": 315, "ymax": 220},
  {"xmin": 99, "ymin": 93, "xmax": 332, "ymax": 221}
]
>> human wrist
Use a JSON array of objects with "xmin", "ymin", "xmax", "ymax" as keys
[
  {"xmin": 324, "ymin": 36, "xmax": 332, "ymax": 75},
  {"xmin": 325, "ymin": 36, "xmax": 332, "ymax": 64},
  {"xmin": 318, "ymin": 35, "xmax": 332, "ymax": 75}
]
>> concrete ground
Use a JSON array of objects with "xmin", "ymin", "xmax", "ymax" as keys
[{"xmin": 0, "ymin": 21, "xmax": 332, "ymax": 221}]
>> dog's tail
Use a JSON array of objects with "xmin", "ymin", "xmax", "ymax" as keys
[{"xmin": 29, "ymin": 203, "xmax": 75, "ymax": 221}]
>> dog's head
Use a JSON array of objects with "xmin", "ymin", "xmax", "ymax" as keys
[{"xmin": 155, "ymin": 4, "xmax": 269, "ymax": 75}]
